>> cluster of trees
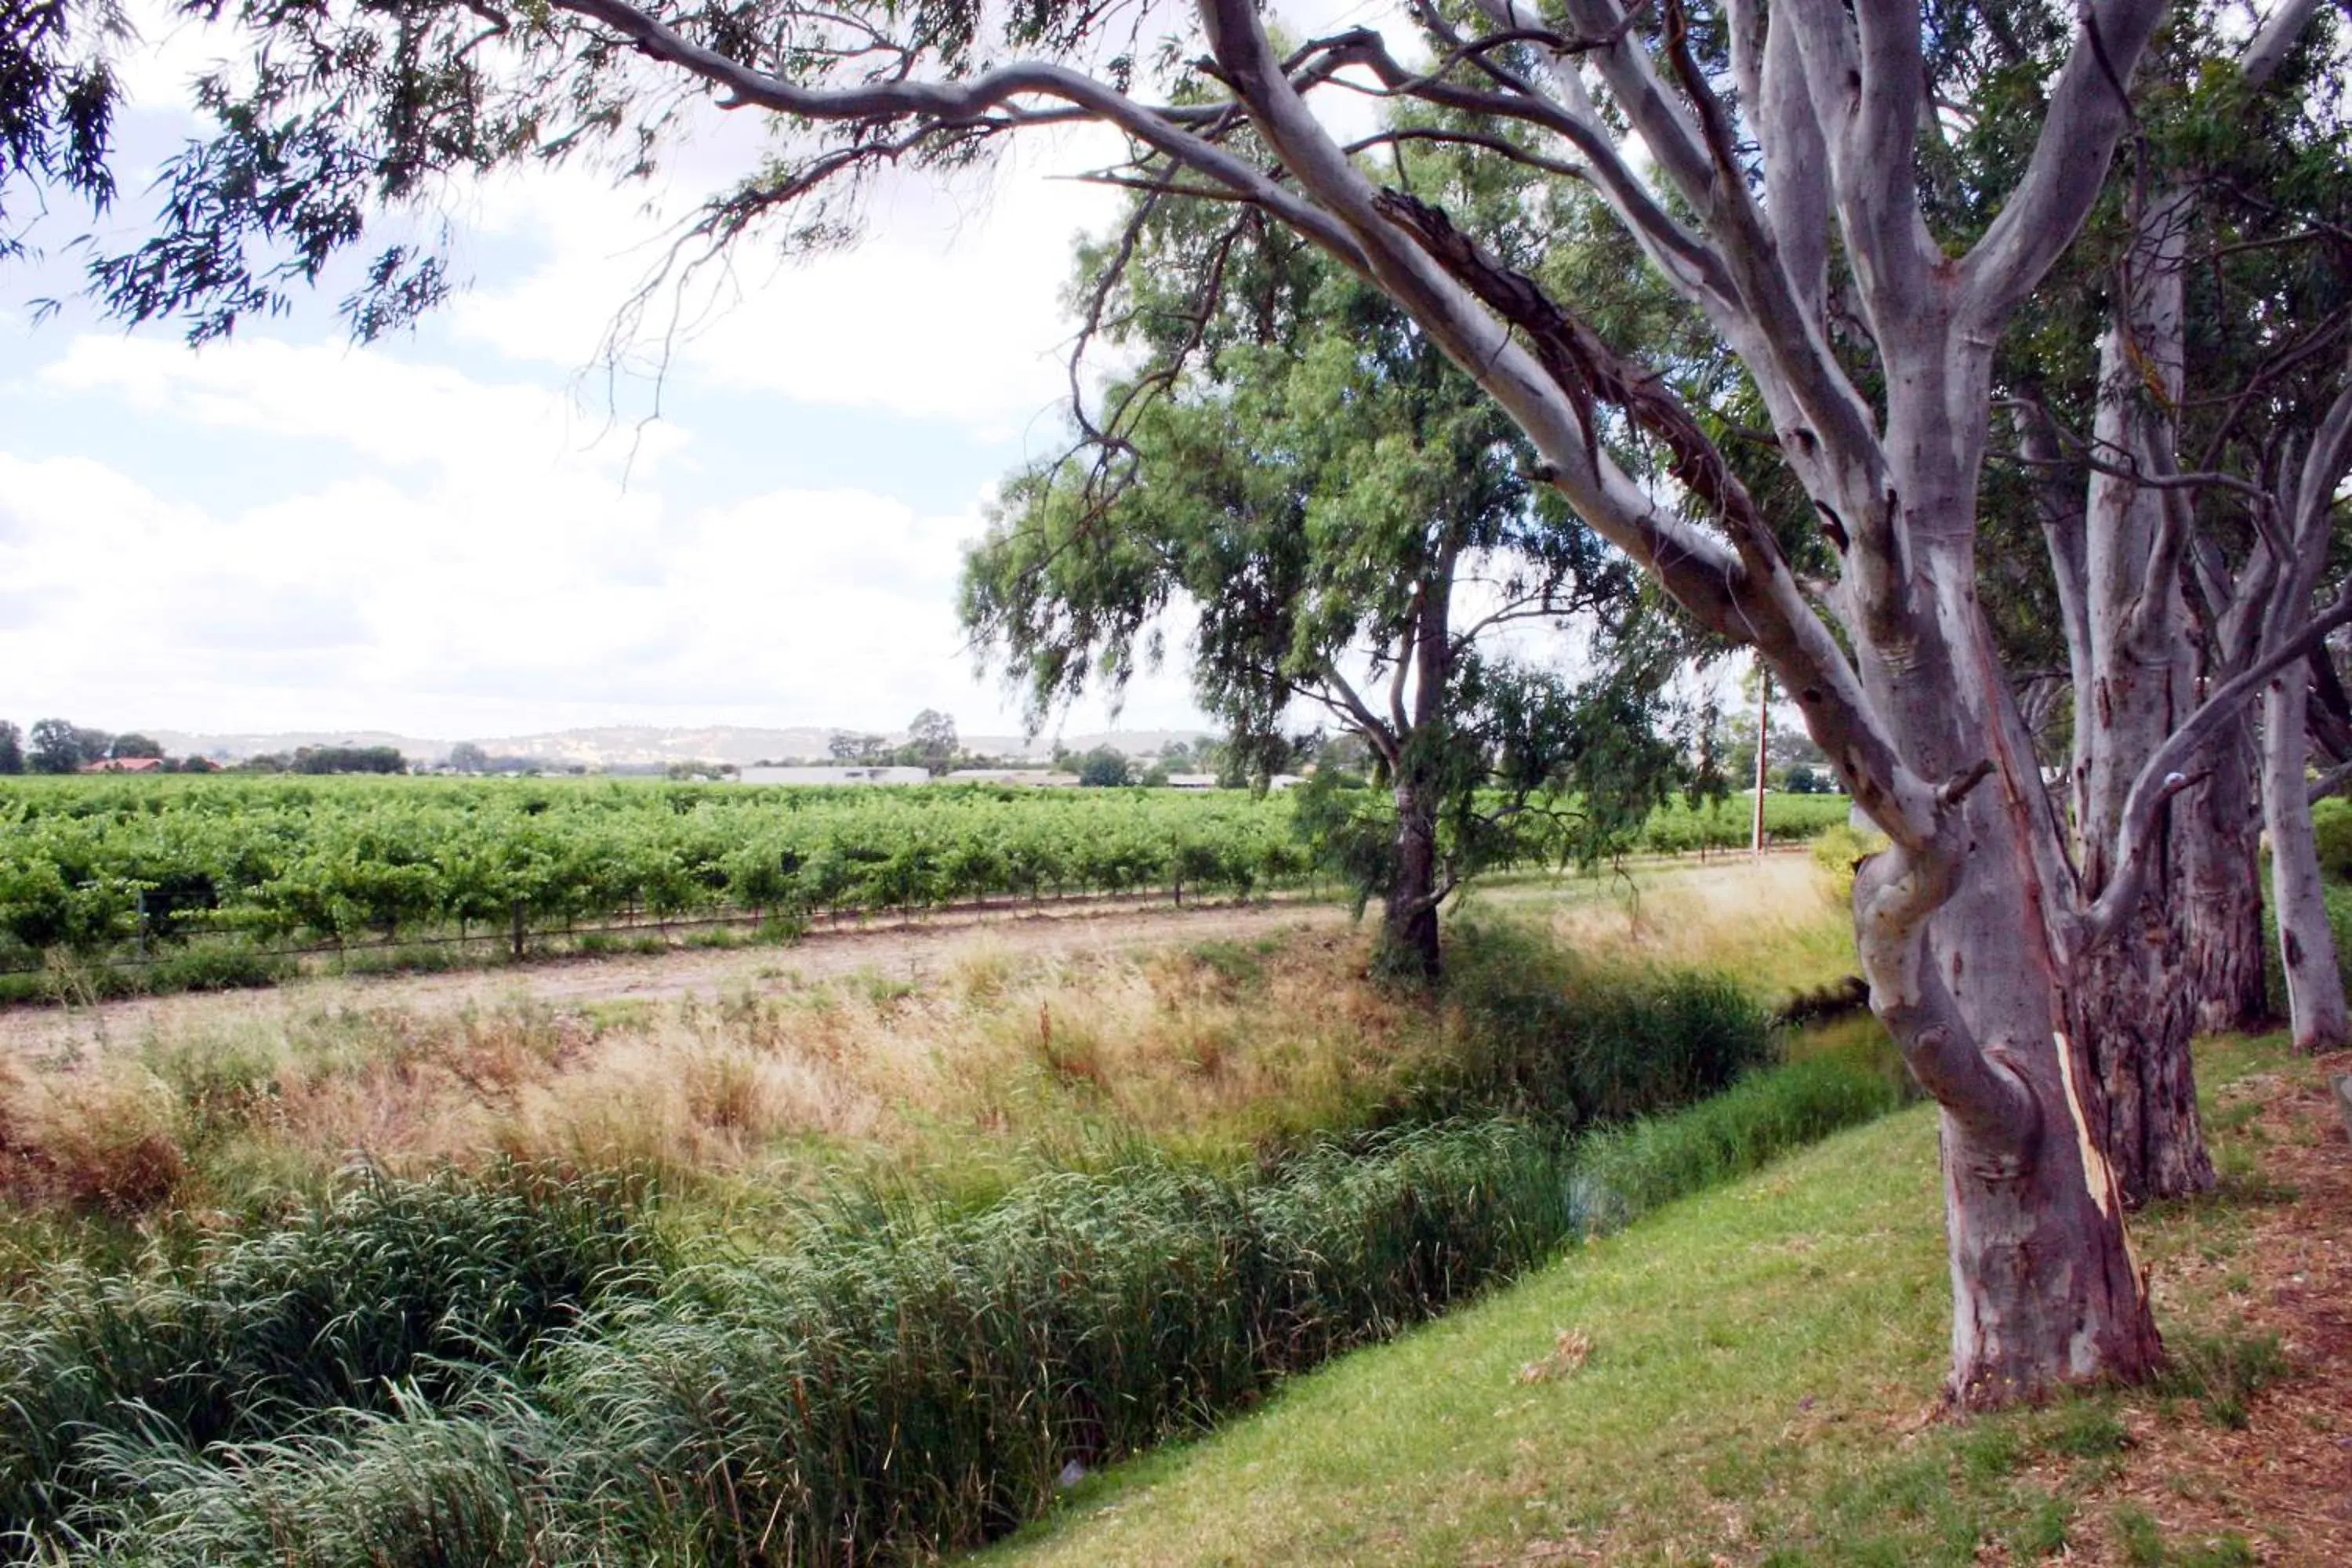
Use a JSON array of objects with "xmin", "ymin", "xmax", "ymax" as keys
[
  {"xmin": 16, "ymin": 0, "xmax": 2352, "ymax": 1407},
  {"xmin": 442, "ymin": 742, "xmax": 560, "ymax": 775},
  {"xmin": 238, "ymin": 746, "xmax": 408, "ymax": 775},
  {"xmin": 826, "ymin": 710, "xmax": 963, "ymax": 775},
  {"xmin": 0, "ymin": 720, "xmax": 196, "ymax": 774},
  {"xmin": 0, "ymin": 720, "xmax": 403, "ymax": 776}
]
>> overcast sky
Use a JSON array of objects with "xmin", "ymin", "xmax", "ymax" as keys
[{"xmin": 5, "ymin": 8, "xmax": 1382, "ymax": 745}]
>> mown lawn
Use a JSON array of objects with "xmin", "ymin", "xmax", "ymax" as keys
[{"xmin": 984, "ymin": 1034, "xmax": 2335, "ymax": 1566}]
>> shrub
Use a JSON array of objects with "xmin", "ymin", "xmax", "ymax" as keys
[
  {"xmin": 1429, "ymin": 922, "xmax": 1774, "ymax": 1127},
  {"xmin": 2311, "ymin": 797, "xmax": 2352, "ymax": 882},
  {"xmin": 1809, "ymin": 819, "xmax": 1884, "ymax": 902}
]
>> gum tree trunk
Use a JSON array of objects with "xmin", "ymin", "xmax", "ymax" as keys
[
  {"xmin": 2249, "ymin": 345, "xmax": 2352, "ymax": 1054},
  {"xmin": 1185, "ymin": 0, "xmax": 2206, "ymax": 1403},
  {"xmin": 2263, "ymin": 675, "xmax": 2346, "ymax": 1048},
  {"xmin": 1856, "ymin": 533, "xmax": 2166, "ymax": 1403},
  {"xmin": 1381, "ymin": 775, "xmax": 1444, "ymax": 980},
  {"xmin": 2057, "ymin": 180, "xmax": 2214, "ymax": 1206},
  {"xmin": 2180, "ymin": 720, "xmax": 2269, "ymax": 1033}
]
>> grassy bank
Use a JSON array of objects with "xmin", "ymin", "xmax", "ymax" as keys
[{"xmin": 982, "ymin": 1033, "xmax": 2341, "ymax": 1566}]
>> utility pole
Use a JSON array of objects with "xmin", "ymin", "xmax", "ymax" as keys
[{"xmin": 1751, "ymin": 670, "xmax": 1769, "ymax": 858}]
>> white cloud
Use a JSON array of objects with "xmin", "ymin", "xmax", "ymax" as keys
[
  {"xmin": 0, "ymin": 416, "xmax": 1200, "ymax": 739},
  {"xmin": 39, "ymin": 334, "xmax": 690, "ymax": 484},
  {"xmin": 445, "ymin": 133, "xmax": 1127, "ymax": 437},
  {"xmin": 4, "ymin": 20, "xmax": 1475, "ymax": 741}
]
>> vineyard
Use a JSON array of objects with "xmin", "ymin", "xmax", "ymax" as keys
[{"xmin": 0, "ymin": 777, "xmax": 1851, "ymax": 980}]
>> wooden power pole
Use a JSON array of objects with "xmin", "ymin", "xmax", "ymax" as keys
[{"xmin": 1751, "ymin": 671, "xmax": 1769, "ymax": 858}]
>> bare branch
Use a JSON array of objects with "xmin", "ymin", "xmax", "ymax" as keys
[{"xmin": 552, "ymin": 0, "xmax": 1373, "ymax": 270}]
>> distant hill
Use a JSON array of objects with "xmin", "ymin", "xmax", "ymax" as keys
[{"xmin": 147, "ymin": 725, "xmax": 1211, "ymax": 768}]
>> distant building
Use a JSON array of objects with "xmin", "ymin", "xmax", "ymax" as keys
[
  {"xmin": 1165, "ymin": 772, "xmax": 1304, "ymax": 790},
  {"xmin": 735, "ymin": 765, "xmax": 931, "ymax": 786},
  {"xmin": 943, "ymin": 768, "xmax": 1082, "ymax": 787},
  {"xmin": 80, "ymin": 757, "xmax": 163, "ymax": 773}
]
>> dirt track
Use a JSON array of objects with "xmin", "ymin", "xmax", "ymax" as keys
[{"xmin": 0, "ymin": 898, "xmax": 1356, "ymax": 1060}]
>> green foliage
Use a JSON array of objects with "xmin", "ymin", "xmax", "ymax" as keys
[
  {"xmin": 1810, "ymin": 819, "xmax": 1886, "ymax": 902},
  {"xmin": 964, "ymin": 187, "xmax": 1709, "ymax": 973},
  {"xmin": 2310, "ymin": 797, "xmax": 2352, "ymax": 881},
  {"xmin": 0, "ymin": 779, "xmax": 1853, "ymax": 983},
  {"xmin": 1071, "ymin": 747, "xmax": 1133, "ymax": 787},
  {"xmin": 0, "ymin": 778, "xmax": 1308, "ymax": 964}
]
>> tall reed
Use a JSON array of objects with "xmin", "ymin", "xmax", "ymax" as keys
[
  {"xmin": 0, "ymin": 1163, "xmax": 657, "ymax": 1546},
  {"xmin": 52, "ymin": 1056, "xmax": 1901, "ymax": 1566}
]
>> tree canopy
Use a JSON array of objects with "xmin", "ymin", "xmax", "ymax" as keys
[{"xmin": 966, "ymin": 187, "xmax": 1705, "ymax": 973}]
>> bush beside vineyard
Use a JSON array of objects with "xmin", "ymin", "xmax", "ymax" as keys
[{"xmin": 0, "ymin": 779, "xmax": 1852, "ymax": 971}]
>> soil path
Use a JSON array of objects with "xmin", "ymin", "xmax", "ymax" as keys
[{"xmin": 0, "ymin": 898, "xmax": 1356, "ymax": 1059}]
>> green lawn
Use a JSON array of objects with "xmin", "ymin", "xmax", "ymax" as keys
[{"xmin": 982, "ymin": 1036, "xmax": 2304, "ymax": 1566}]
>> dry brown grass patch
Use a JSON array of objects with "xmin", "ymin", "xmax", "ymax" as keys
[
  {"xmin": 1, "ymin": 1062, "xmax": 189, "ymax": 1214},
  {"xmin": 0, "ymin": 919, "xmax": 1446, "ymax": 1209}
]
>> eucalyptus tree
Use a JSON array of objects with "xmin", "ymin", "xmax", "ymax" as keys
[
  {"xmin": 1973, "ymin": 0, "xmax": 2352, "ymax": 1199},
  {"xmin": 2002, "ymin": 1, "xmax": 2352, "ymax": 1082},
  {"xmin": 0, "ymin": 0, "xmax": 120, "ymax": 259},
  {"xmin": 965, "ymin": 230, "xmax": 1687, "ymax": 978},
  {"xmin": 42, "ymin": 0, "xmax": 2352, "ymax": 1403}
]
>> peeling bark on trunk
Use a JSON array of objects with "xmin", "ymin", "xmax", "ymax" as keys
[
  {"xmin": 2180, "ymin": 720, "xmax": 2270, "ymax": 1033},
  {"xmin": 1942, "ymin": 1084, "xmax": 2165, "ymax": 1405},
  {"xmin": 2071, "ymin": 888, "xmax": 2214, "ymax": 1207},
  {"xmin": 1867, "ymin": 791, "xmax": 2165, "ymax": 1404},
  {"xmin": 2263, "ymin": 674, "xmax": 2350, "ymax": 1051}
]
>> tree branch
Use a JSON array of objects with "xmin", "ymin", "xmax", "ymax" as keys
[
  {"xmin": 1960, "ymin": 0, "xmax": 2171, "ymax": 328},
  {"xmin": 2083, "ymin": 583, "xmax": 2352, "ymax": 945}
]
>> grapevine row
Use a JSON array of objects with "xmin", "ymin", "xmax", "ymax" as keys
[{"xmin": 0, "ymin": 778, "xmax": 1851, "ymax": 963}]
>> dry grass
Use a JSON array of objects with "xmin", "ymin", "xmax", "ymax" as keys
[
  {"xmin": 1504, "ymin": 854, "xmax": 1858, "ymax": 1004},
  {"xmin": 0, "ymin": 859, "xmax": 1852, "ymax": 1232},
  {"xmin": 0, "ymin": 921, "xmax": 1436, "ymax": 1218}
]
